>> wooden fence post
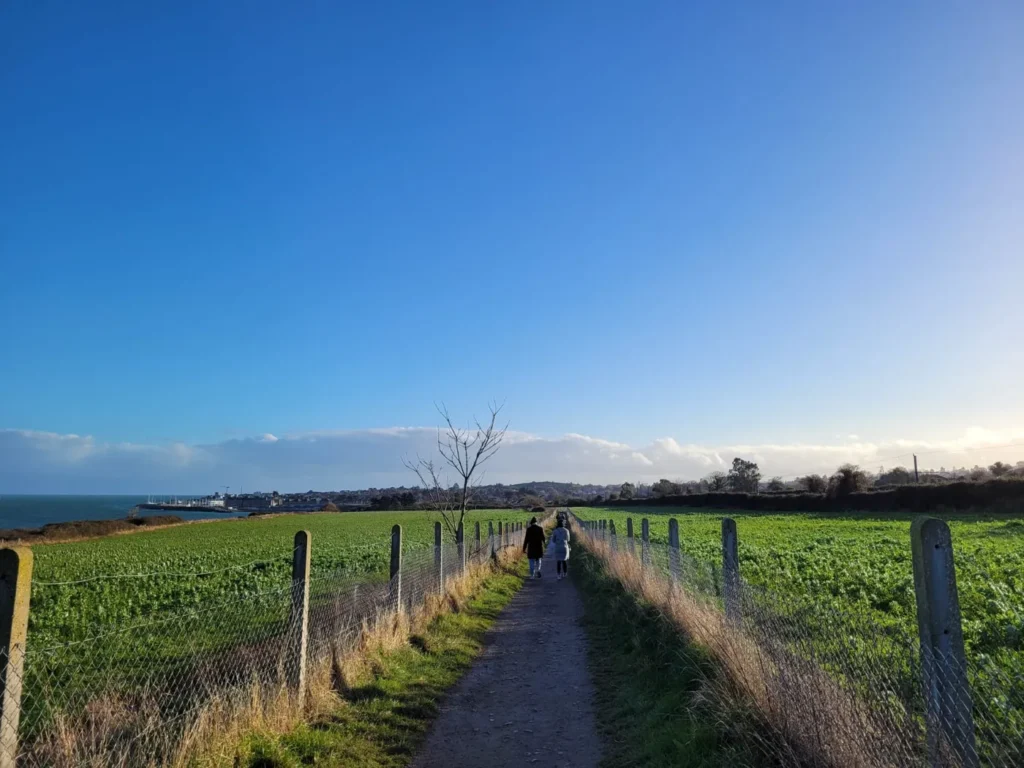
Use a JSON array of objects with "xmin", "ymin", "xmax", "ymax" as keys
[
  {"xmin": 911, "ymin": 518, "xmax": 979, "ymax": 768},
  {"xmin": 641, "ymin": 518, "xmax": 650, "ymax": 566},
  {"xmin": 609, "ymin": 520, "xmax": 617, "ymax": 551},
  {"xmin": 389, "ymin": 525, "xmax": 402, "ymax": 608},
  {"xmin": 722, "ymin": 519, "xmax": 740, "ymax": 624},
  {"xmin": 434, "ymin": 521, "xmax": 444, "ymax": 593},
  {"xmin": 289, "ymin": 531, "xmax": 311, "ymax": 703},
  {"xmin": 626, "ymin": 518, "xmax": 635, "ymax": 556},
  {"xmin": 475, "ymin": 522, "xmax": 481, "ymax": 563},
  {"xmin": 668, "ymin": 519, "xmax": 680, "ymax": 582},
  {"xmin": 457, "ymin": 521, "xmax": 466, "ymax": 573},
  {"xmin": 0, "ymin": 546, "xmax": 33, "ymax": 767},
  {"xmin": 488, "ymin": 521, "xmax": 495, "ymax": 556}
]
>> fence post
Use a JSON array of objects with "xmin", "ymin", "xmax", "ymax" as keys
[
  {"xmin": 434, "ymin": 521, "xmax": 444, "ymax": 593},
  {"xmin": 289, "ymin": 531, "xmax": 311, "ymax": 703},
  {"xmin": 0, "ymin": 546, "xmax": 33, "ymax": 767},
  {"xmin": 389, "ymin": 524, "xmax": 402, "ymax": 608},
  {"xmin": 626, "ymin": 518, "xmax": 635, "ymax": 556},
  {"xmin": 457, "ymin": 521, "xmax": 466, "ymax": 573},
  {"xmin": 488, "ymin": 521, "xmax": 495, "ymax": 557},
  {"xmin": 668, "ymin": 519, "xmax": 680, "ymax": 582},
  {"xmin": 641, "ymin": 518, "xmax": 650, "ymax": 566},
  {"xmin": 475, "ymin": 522, "xmax": 481, "ymax": 563},
  {"xmin": 911, "ymin": 518, "xmax": 979, "ymax": 768},
  {"xmin": 609, "ymin": 520, "xmax": 617, "ymax": 551},
  {"xmin": 722, "ymin": 519, "xmax": 740, "ymax": 624}
]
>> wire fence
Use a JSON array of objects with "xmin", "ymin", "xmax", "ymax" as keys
[
  {"xmin": 0, "ymin": 518, "xmax": 528, "ymax": 767},
  {"xmin": 575, "ymin": 516, "xmax": 1024, "ymax": 768}
]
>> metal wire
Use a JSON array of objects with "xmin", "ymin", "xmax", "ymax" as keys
[
  {"xmin": 1, "ymin": 520, "xmax": 524, "ymax": 768},
  {"xmin": 574, "ymin": 516, "xmax": 1024, "ymax": 768}
]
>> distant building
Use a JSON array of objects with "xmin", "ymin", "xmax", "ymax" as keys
[{"xmin": 228, "ymin": 494, "xmax": 270, "ymax": 510}]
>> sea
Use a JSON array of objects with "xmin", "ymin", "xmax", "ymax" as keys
[{"xmin": 0, "ymin": 495, "xmax": 249, "ymax": 530}]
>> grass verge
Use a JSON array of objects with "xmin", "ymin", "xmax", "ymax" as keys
[
  {"xmin": 574, "ymin": 548, "xmax": 757, "ymax": 768},
  {"xmin": 227, "ymin": 561, "xmax": 525, "ymax": 768}
]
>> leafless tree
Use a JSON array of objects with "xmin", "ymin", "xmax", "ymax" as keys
[{"xmin": 404, "ymin": 401, "xmax": 508, "ymax": 541}]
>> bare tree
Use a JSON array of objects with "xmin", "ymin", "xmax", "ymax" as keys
[{"xmin": 405, "ymin": 402, "xmax": 508, "ymax": 541}]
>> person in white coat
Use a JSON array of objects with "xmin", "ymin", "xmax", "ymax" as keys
[{"xmin": 549, "ymin": 517, "xmax": 571, "ymax": 579}]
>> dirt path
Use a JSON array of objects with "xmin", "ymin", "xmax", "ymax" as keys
[{"xmin": 411, "ymin": 566, "xmax": 602, "ymax": 768}]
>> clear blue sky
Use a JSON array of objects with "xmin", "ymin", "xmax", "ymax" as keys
[{"xmin": 2, "ymin": 1, "xmax": 1023, "ymax": 460}]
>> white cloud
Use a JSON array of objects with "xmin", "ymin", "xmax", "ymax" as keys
[{"xmin": 2, "ymin": 426, "xmax": 1024, "ymax": 493}]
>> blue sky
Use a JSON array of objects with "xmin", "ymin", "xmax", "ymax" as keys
[{"xmin": 2, "ymin": 2, "xmax": 1023, "ymax": 490}]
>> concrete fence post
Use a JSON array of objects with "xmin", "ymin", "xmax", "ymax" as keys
[
  {"xmin": 0, "ymin": 546, "xmax": 33, "ymax": 768},
  {"xmin": 389, "ymin": 525, "xmax": 402, "ymax": 608},
  {"xmin": 641, "ymin": 518, "xmax": 650, "ymax": 567},
  {"xmin": 289, "ymin": 531, "xmax": 311, "ymax": 703},
  {"xmin": 626, "ymin": 518, "xmax": 635, "ymax": 556},
  {"xmin": 722, "ymin": 519, "xmax": 740, "ymax": 624},
  {"xmin": 668, "ymin": 519, "xmax": 681, "ymax": 582},
  {"xmin": 456, "ymin": 521, "xmax": 466, "ymax": 573},
  {"xmin": 911, "ymin": 518, "xmax": 979, "ymax": 768},
  {"xmin": 609, "ymin": 520, "xmax": 617, "ymax": 551},
  {"xmin": 434, "ymin": 522, "xmax": 444, "ymax": 593}
]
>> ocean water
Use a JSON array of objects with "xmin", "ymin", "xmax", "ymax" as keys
[{"xmin": 0, "ymin": 495, "xmax": 248, "ymax": 530}]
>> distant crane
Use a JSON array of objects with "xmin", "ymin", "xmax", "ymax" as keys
[{"xmin": 222, "ymin": 485, "xmax": 230, "ymax": 497}]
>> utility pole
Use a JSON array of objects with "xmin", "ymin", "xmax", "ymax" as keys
[{"xmin": 914, "ymin": 455, "xmax": 919, "ymax": 483}]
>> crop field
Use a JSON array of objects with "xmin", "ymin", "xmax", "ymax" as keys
[
  {"xmin": 573, "ymin": 506, "xmax": 1024, "ymax": 758},
  {"xmin": 573, "ymin": 506, "xmax": 1024, "ymax": 660},
  {"xmin": 19, "ymin": 508, "xmax": 531, "ymax": 750},
  {"xmin": 29, "ymin": 509, "xmax": 531, "ymax": 647}
]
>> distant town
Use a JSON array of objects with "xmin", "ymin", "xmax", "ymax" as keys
[
  {"xmin": 141, "ymin": 459, "xmax": 1024, "ymax": 515},
  {"xmin": 140, "ymin": 481, "xmax": 619, "ymax": 514}
]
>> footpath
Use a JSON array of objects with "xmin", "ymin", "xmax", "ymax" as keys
[{"xmin": 411, "ymin": 565, "xmax": 602, "ymax": 768}]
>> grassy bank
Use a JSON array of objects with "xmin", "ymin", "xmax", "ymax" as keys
[
  {"xmin": 226, "ymin": 561, "xmax": 526, "ymax": 768},
  {"xmin": 574, "ymin": 548, "xmax": 754, "ymax": 767}
]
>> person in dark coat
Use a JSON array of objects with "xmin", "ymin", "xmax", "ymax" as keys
[{"xmin": 523, "ymin": 517, "xmax": 546, "ymax": 578}]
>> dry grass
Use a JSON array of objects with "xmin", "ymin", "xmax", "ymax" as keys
[
  {"xmin": 18, "ymin": 546, "xmax": 523, "ymax": 768},
  {"xmin": 577, "ymin": 529, "xmax": 920, "ymax": 768}
]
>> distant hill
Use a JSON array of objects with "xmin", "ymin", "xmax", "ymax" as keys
[{"xmin": 262, "ymin": 480, "xmax": 623, "ymax": 511}]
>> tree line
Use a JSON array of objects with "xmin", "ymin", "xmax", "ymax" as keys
[{"xmin": 614, "ymin": 458, "xmax": 1024, "ymax": 502}]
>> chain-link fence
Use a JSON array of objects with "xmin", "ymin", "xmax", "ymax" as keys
[
  {"xmin": 0, "ymin": 518, "xmax": 527, "ymax": 767},
  {"xmin": 575, "ymin": 516, "xmax": 1023, "ymax": 768}
]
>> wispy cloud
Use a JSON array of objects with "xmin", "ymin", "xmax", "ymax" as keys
[{"xmin": 2, "ymin": 426, "xmax": 1023, "ymax": 494}]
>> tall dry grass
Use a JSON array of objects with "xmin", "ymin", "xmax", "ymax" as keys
[{"xmin": 576, "ymin": 526, "xmax": 923, "ymax": 768}]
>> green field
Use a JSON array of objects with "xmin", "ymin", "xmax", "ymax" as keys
[
  {"xmin": 573, "ymin": 506, "xmax": 1024, "ymax": 758},
  {"xmin": 19, "ymin": 509, "xmax": 531, "ymax": 754},
  {"xmin": 573, "ymin": 506, "xmax": 1024, "ymax": 658},
  {"xmin": 29, "ymin": 509, "xmax": 530, "ymax": 647}
]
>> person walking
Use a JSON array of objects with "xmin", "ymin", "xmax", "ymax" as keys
[
  {"xmin": 523, "ymin": 517, "xmax": 546, "ymax": 578},
  {"xmin": 550, "ymin": 517, "xmax": 571, "ymax": 579}
]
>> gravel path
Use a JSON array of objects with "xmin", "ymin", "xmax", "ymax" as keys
[{"xmin": 411, "ymin": 567, "xmax": 601, "ymax": 768}]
